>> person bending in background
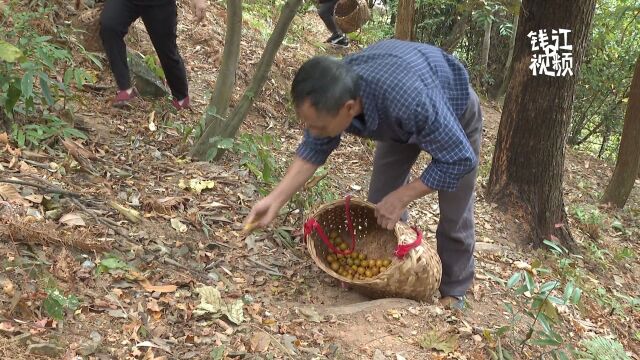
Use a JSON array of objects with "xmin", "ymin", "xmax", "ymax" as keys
[
  {"xmin": 99, "ymin": 0, "xmax": 206, "ymax": 109},
  {"xmin": 317, "ymin": 0, "xmax": 349, "ymax": 47}
]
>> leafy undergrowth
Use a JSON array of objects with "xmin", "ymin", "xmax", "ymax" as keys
[{"xmin": 1, "ymin": 1, "xmax": 639, "ymax": 359}]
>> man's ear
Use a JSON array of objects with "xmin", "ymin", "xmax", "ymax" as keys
[{"xmin": 343, "ymin": 99, "xmax": 360, "ymax": 116}]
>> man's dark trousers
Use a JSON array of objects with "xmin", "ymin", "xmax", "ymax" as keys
[
  {"xmin": 367, "ymin": 87, "xmax": 483, "ymax": 298},
  {"xmin": 100, "ymin": 0, "xmax": 189, "ymax": 100}
]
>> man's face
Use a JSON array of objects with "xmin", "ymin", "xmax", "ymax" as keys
[{"xmin": 297, "ymin": 98, "xmax": 361, "ymax": 138}]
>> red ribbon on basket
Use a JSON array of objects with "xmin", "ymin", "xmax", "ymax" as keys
[
  {"xmin": 394, "ymin": 226, "xmax": 423, "ymax": 259},
  {"xmin": 303, "ymin": 195, "xmax": 357, "ymax": 255},
  {"xmin": 304, "ymin": 196, "xmax": 424, "ymax": 259}
]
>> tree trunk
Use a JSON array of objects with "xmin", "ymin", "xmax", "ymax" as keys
[
  {"xmin": 487, "ymin": 0, "xmax": 596, "ymax": 249},
  {"xmin": 601, "ymin": 56, "xmax": 640, "ymax": 208},
  {"xmin": 190, "ymin": 0, "xmax": 303, "ymax": 160},
  {"xmin": 442, "ymin": 11, "xmax": 470, "ymax": 53},
  {"xmin": 394, "ymin": 0, "xmax": 414, "ymax": 41},
  {"xmin": 495, "ymin": 12, "xmax": 519, "ymax": 99},
  {"xmin": 479, "ymin": 17, "xmax": 492, "ymax": 70},
  {"xmin": 598, "ymin": 122, "xmax": 611, "ymax": 159},
  {"xmin": 193, "ymin": 0, "xmax": 242, "ymax": 146}
]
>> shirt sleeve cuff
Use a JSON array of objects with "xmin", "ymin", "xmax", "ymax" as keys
[
  {"xmin": 419, "ymin": 164, "xmax": 460, "ymax": 192},
  {"xmin": 295, "ymin": 133, "xmax": 341, "ymax": 166},
  {"xmin": 296, "ymin": 143, "xmax": 329, "ymax": 165}
]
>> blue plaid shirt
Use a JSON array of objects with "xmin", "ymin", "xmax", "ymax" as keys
[{"xmin": 296, "ymin": 40, "xmax": 477, "ymax": 192}]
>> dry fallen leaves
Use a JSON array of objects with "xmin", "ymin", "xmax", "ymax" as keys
[
  {"xmin": 139, "ymin": 279, "xmax": 177, "ymax": 293},
  {"xmin": 0, "ymin": 183, "xmax": 30, "ymax": 206},
  {"xmin": 419, "ymin": 329, "xmax": 459, "ymax": 354},
  {"xmin": 59, "ymin": 212, "xmax": 86, "ymax": 227},
  {"xmin": 249, "ymin": 331, "xmax": 271, "ymax": 353},
  {"xmin": 170, "ymin": 218, "xmax": 188, "ymax": 233},
  {"xmin": 109, "ymin": 201, "xmax": 142, "ymax": 223},
  {"xmin": 2, "ymin": 279, "xmax": 15, "ymax": 297},
  {"xmin": 0, "ymin": 322, "xmax": 17, "ymax": 333},
  {"xmin": 178, "ymin": 178, "xmax": 216, "ymax": 194}
]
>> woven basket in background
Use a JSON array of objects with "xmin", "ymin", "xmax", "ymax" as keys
[
  {"xmin": 334, "ymin": 0, "xmax": 371, "ymax": 34},
  {"xmin": 305, "ymin": 197, "xmax": 442, "ymax": 302}
]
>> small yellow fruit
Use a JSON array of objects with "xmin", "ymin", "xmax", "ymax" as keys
[
  {"xmin": 383, "ymin": 259, "xmax": 391, "ymax": 267},
  {"xmin": 371, "ymin": 267, "xmax": 379, "ymax": 276},
  {"xmin": 376, "ymin": 259, "xmax": 384, "ymax": 267},
  {"xmin": 350, "ymin": 252, "xmax": 359, "ymax": 259},
  {"xmin": 357, "ymin": 267, "xmax": 365, "ymax": 275},
  {"xmin": 347, "ymin": 258, "xmax": 354, "ymax": 266},
  {"xmin": 359, "ymin": 253, "xmax": 366, "ymax": 260},
  {"xmin": 351, "ymin": 265, "xmax": 358, "ymax": 271},
  {"xmin": 365, "ymin": 270, "xmax": 373, "ymax": 278},
  {"xmin": 337, "ymin": 253, "xmax": 344, "ymax": 259},
  {"xmin": 326, "ymin": 255, "xmax": 337, "ymax": 263},
  {"xmin": 354, "ymin": 259, "xmax": 361, "ymax": 266},
  {"xmin": 339, "ymin": 243, "xmax": 348, "ymax": 251},
  {"xmin": 379, "ymin": 266, "xmax": 387, "ymax": 272},
  {"xmin": 330, "ymin": 262, "xmax": 340, "ymax": 271}
]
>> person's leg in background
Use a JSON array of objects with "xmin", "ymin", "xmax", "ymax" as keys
[
  {"xmin": 139, "ymin": 0, "xmax": 190, "ymax": 109},
  {"xmin": 99, "ymin": 0, "xmax": 140, "ymax": 106},
  {"xmin": 317, "ymin": 0, "xmax": 349, "ymax": 46}
]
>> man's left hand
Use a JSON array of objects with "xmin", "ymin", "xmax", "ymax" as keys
[
  {"xmin": 192, "ymin": 0, "xmax": 207, "ymax": 24},
  {"xmin": 375, "ymin": 191, "xmax": 409, "ymax": 230},
  {"xmin": 374, "ymin": 179, "xmax": 434, "ymax": 230}
]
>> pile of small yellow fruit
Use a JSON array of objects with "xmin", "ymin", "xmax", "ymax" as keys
[{"xmin": 325, "ymin": 231, "xmax": 391, "ymax": 280}]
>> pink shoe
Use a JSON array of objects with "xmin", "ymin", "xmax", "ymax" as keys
[
  {"xmin": 112, "ymin": 88, "xmax": 138, "ymax": 108},
  {"xmin": 172, "ymin": 96, "xmax": 190, "ymax": 111}
]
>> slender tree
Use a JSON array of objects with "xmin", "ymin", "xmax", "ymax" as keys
[
  {"xmin": 394, "ymin": 0, "xmax": 415, "ymax": 40},
  {"xmin": 190, "ymin": 0, "xmax": 304, "ymax": 160},
  {"xmin": 601, "ymin": 55, "xmax": 640, "ymax": 208}
]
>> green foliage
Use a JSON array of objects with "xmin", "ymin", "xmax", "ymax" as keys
[
  {"xmin": 242, "ymin": 0, "xmax": 291, "ymax": 41},
  {"xmin": 348, "ymin": 11, "xmax": 394, "ymax": 46},
  {"xmin": 572, "ymin": 205, "xmax": 605, "ymax": 239},
  {"xmin": 203, "ymin": 136, "xmax": 235, "ymax": 162},
  {"xmin": 97, "ymin": 255, "xmax": 130, "ymax": 275},
  {"xmin": 543, "ymin": 239, "xmax": 585, "ymax": 282},
  {"xmin": 144, "ymin": 55, "xmax": 165, "ymax": 80},
  {"xmin": 12, "ymin": 114, "xmax": 87, "ymax": 147},
  {"xmin": 290, "ymin": 166, "xmax": 338, "ymax": 217},
  {"xmin": 575, "ymin": 336, "xmax": 630, "ymax": 360},
  {"xmin": 613, "ymin": 246, "xmax": 635, "ymax": 261},
  {"xmin": 43, "ymin": 287, "xmax": 80, "ymax": 320},
  {"xmin": 569, "ymin": 0, "xmax": 640, "ymax": 159},
  {"xmin": 573, "ymin": 206, "xmax": 604, "ymax": 227},
  {"xmin": 230, "ymin": 132, "xmax": 337, "ymax": 220},
  {"xmin": 491, "ymin": 247, "xmax": 584, "ymax": 358},
  {"xmin": 234, "ymin": 133, "xmax": 281, "ymax": 195},
  {"xmin": 0, "ymin": 1, "xmax": 98, "ymax": 147}
]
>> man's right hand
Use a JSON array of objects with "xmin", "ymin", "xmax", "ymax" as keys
[
  {"xmin": 242, "ymin": 156, "xmax": 320, "ymax": 232},
  {"xmin": 244, "ymin": 195, "xmax": 282, "ymax": 231}
]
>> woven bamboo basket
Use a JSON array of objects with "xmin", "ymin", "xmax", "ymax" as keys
[
  {"xmin": 304, "ymin": 197, "xmax": 442, "ymax": 302},
  {"xmin": 334, "ymin": 0, "xmax": 371, "ymax": 34}
]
